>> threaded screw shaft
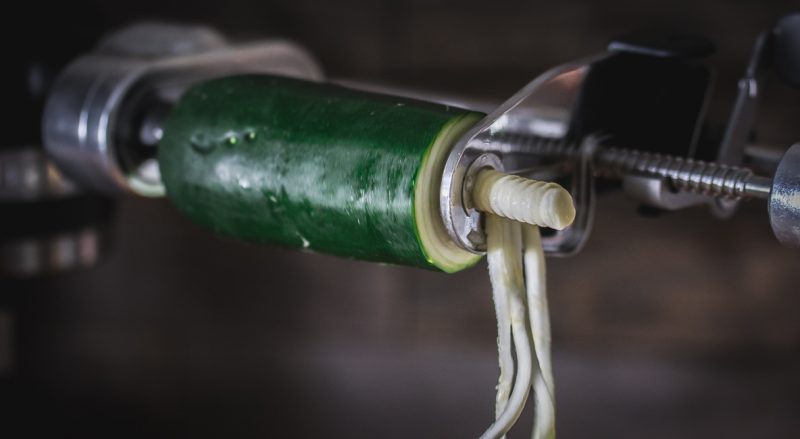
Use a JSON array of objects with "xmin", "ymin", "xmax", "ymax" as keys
[
  {"xmin": 494, "ymin": 134, "xmax": 772, "ymax": 200},
  {"xmin": 596, "ymin": 148, "xmax": 761, "ymax": 198}
]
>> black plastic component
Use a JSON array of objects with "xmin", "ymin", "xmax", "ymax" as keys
[
  {"xmin": 773, "ymin": 13, "xmax": 800, "ymax": 89},
  {"xmin": 609, "ymin": 32, "xmax": 716, "ymax": 59},
  {"xmin": 568, "ymin": 49, "xmax": 712, "ymax": 158}
]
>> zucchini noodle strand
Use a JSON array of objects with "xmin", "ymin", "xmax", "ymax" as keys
[
  {"xmin": 523, "ymin": 224, "xmax": 556, "ymax": 439},
  {"xmin": 481, "ymin": 215, "xmax": 534, "ymax": 439}
]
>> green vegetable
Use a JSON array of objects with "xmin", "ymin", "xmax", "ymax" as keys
[{"xmin": 159, "ymin": 75, "xmax": 483, "ymax": 272}]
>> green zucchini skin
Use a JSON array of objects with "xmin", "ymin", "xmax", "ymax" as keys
[{"xmin": 159, "ymin": 75, "xmax": 482, "ymax": 270}]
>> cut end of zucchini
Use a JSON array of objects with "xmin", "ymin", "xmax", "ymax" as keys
[{"xmin": 414, "ymin": 113, "xmax": 483, "ymax": 273}]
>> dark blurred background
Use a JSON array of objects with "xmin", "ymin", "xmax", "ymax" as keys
[{"xmin": 3, "ymin": 0, "xmax": 800, "ymax": 437}]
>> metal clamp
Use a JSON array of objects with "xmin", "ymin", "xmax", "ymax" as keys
[
  {"xmin": 43, "ymin": 23, "xmax": 323, "ymax": 196},
  {"xmin": 440, "ymin": 57, "xmax": 601, "ymax": 255}
]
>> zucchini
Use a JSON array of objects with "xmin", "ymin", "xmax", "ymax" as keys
[{"xmin": 159, "ymin": 75, "xmax": 483, "ymax": 272}]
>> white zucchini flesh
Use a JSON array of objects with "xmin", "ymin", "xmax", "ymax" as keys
[
  {"xmin": 524, "ymin": 224, "xmax": 556, "ymax": 439},
  {"xmin": 480, "ymin": 215, "xmax": 561, "ymax": 438},
  {"xmin": 481, "ymin": 215, "xmax": 533, "ymax": 439}
]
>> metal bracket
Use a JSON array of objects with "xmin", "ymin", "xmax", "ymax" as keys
[
  {"xmin": 623, "ymin": 174, "xmax": 707, "ymax": 211},
  {"xmin": 541, "ymin": 137, "xmax": 597, "ymax": 256},
  {"xmin": 440, "ymin": 55, "xmax": 606, "ymax": 255},
  {"xmin": 712, "ymin": 31, "xmax": 771, "ymax": 217}
]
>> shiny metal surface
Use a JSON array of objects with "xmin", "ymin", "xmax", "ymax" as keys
[
  {"xmin": 440, "ymin": 59, "xmax": 595, "ymax": 254},
  {"xmin": 498, "ymin": 136, "xmax": 774, "ymax": 201},
  {"xmin": 43, "ymin": 23, "xmax": 323, "ymax": 196},
  {"xmin": 333, "ymin": 79, "xmax": 498, "ymax": 114},
  {"xmin": 596, "ymin": 148, "xmax": 766, "ymax": 199},
  {"xmin": 769, "ymin": 143, "xmax": 800, "ymax": 248},
  {"xmin": 623, "ymin": 174, "xmax": 708, "ymax": 210},
  {"xmin": 743, "ymin": 175, "xmax": 773, "ymax": 198},
  {"xmin": 437, "ymin": 51, "xmax": 782, "ymax": 255},
  {"xmin": 540, "ymin": 137, "xmax": 596, "ymax": 255},
  {"xmin": 711, "ymin": 31, "xmax": 771, "ymax": 217},
  {"xmin": 449, "ymin": 122, "xmax": 795, "ymax": 249},
  {"xmin": 717, "ymin": 32, "xmax": 770, "ymax": 167}
]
